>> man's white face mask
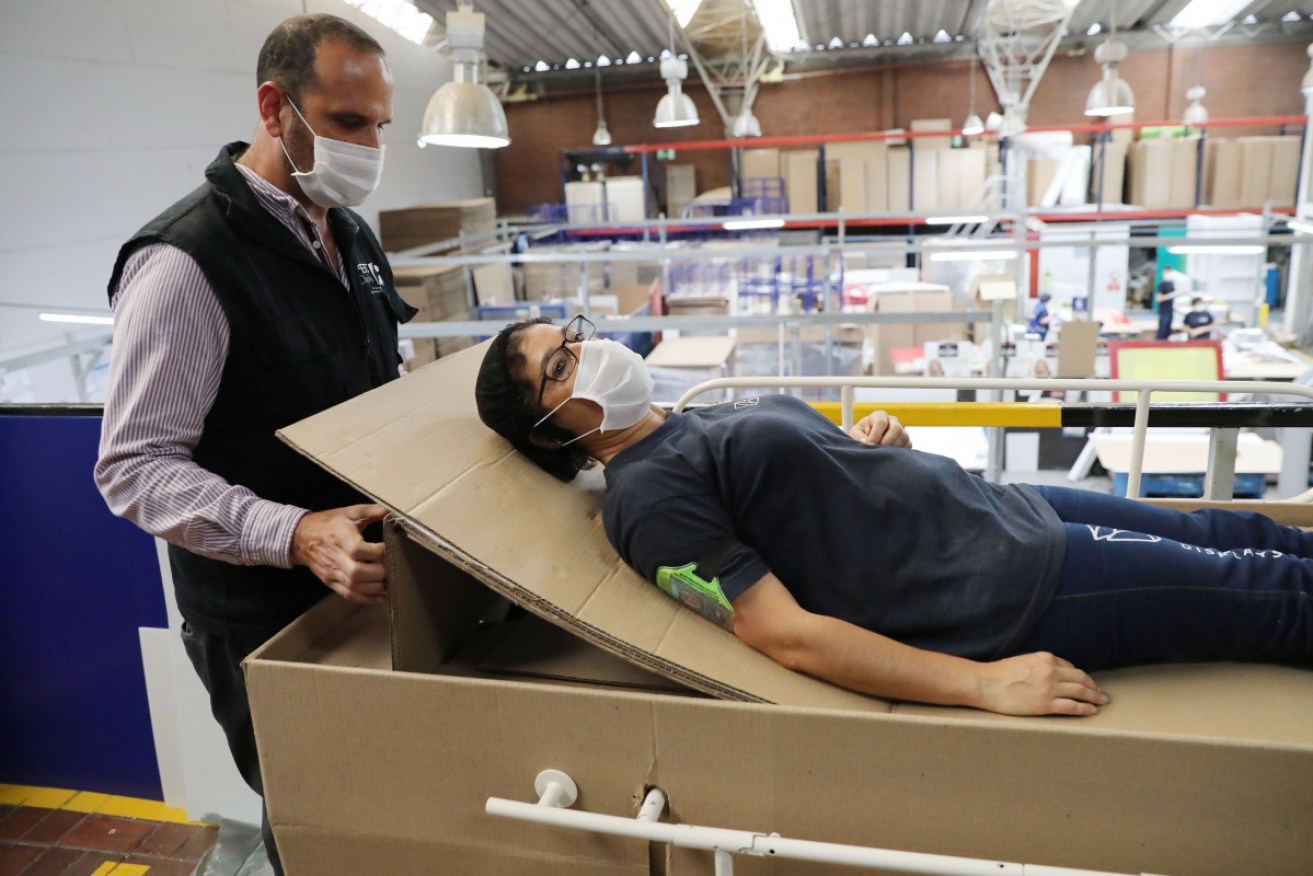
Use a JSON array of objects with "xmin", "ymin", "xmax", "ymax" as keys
[
  {"xmin": 279, "ymin": 96, "xmax": 385, "ymax": 209},
  {"xmin": 535, "ymin": 340, "xmax": 654, "ymax": 445}
]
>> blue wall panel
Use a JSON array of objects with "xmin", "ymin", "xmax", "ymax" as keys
[{"xmin": 0, "ymin": 411, "xmax": 166, "ymax": 799}]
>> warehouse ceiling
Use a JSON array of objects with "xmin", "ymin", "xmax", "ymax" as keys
[{"xmin": 411, "ymin": 0, "xmax": 1313, "ymax": 87}]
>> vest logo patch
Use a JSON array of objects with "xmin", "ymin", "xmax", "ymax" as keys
[
  {"xmin": 733, "ymin": 397, "xmax": 759, "ymax": 410},
  {"xmin": 356, "ymin": 262, "xmax": 384, "ymax": 293}
]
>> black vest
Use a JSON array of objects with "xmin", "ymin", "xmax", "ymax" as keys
[{"xmin": 108, "ymin": 142, "xmax": 417, "ymax": 634}]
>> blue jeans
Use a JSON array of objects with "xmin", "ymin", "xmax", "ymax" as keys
[
  {"xmin": 1012, "ymin": 486, "xmax": 1313, "ymax": 670},
  {"xmin": 1156, "ymin": 305, "xmax": 1174, "ymax": 340}
]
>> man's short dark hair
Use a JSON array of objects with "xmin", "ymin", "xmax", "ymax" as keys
[{"xmin": 257, "ymin": 14, "xmax": 386, "ymax": 95}]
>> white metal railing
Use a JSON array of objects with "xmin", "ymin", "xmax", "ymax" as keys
[
  {"xmin": 672, "ymin": 376, "xmax": 1313, "ymax": 501},
  {"xmin": 485, "ymin": 769, "xmax": 1150, "ymax": 876}
]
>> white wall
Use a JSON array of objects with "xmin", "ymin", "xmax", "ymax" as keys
[{"xmin": 0, "ymin": 0, "xmax": 483, "ymax": 402}]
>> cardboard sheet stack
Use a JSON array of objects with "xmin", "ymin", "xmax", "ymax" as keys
[
  {"xmin": 392, "ymin": 264, "xmax": 472, "ymax": 368},
  {"xmin": 378, "ymin": 197, "xmax": 496, "ymax": 254},
  {"xmin": 1205, "ymin": 135, "xmax": 1301, "ymax": 208},
  {"xmin": 522, "ymin": 241, "xmax": 609, "ymax": 300}
]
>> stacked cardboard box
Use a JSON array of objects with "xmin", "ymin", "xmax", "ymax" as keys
[
  {"xmin": 522, "ymin": 242, "xmax": 609, "ymax": 299},
  {"xmin": 1127, "ymin": 138, "xmax": 1199, "ymax": 209},
  {"xmin": 825, "ymin": 141, "xmax": 889, "ymax": 213},
  {"xmin": 392, "ymin": 264, "xmax": 472, "ymax": 368},
  {"xmin": 1202, "ymin": 136, "xmax": 1300, "ymax": 208},
  {"xmin": 781, "ymin": 149, "xmax": 820, "ymax": 213},
  {"xmin": 864, "ymin": 283, "xmax": 954, "ymax": 375},
  {"xmin": 378, "ymin": 198, "xmax": 496, "ymax": 253},
  {"xmin": 665, "ymin": 165, "xmax": 696, "ymax": 218}
]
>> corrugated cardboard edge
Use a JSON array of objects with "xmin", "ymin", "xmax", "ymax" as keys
[{"xmin": 392, "ymin": 514, "xmax": 765, "ymax": 703}]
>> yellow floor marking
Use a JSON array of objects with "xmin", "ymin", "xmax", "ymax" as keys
[
  {"xmin": 64, "ymin": 791, "xmax": 112, "ymax": 813},
  {"xmin": 0, "ymin": 783, "xmax": 208, "ymax": 826},
  {"xmin": 96, "ymin": 795, "xmax": 193, "ymax": 824}
]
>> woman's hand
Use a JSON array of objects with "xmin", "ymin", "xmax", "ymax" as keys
[
  {"xmin": 974, "ymin": 652, "xmax": 1109, "ymax": 717},
  {"xmin": 849, "ymin": 411, "xmax": 912, "ymax": 448}
]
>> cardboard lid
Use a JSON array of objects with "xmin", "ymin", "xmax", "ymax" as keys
[{"xmin": 278, "ymin": 344, "xmax": 887, "ymax": 712}]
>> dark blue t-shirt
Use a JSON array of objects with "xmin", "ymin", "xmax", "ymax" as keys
[
  {"xmin": 602, "ymin": 394, "xmax": 1066, "ymax": 660},
  {"xmin": 1183, "ymin": 310, "xmax": 1214, "ymax": 338}
]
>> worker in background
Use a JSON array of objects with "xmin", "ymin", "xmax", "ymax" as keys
[
  {"xmin": 1027, "ymin": 292, "xmax": 1052, "ymax": 340},
  {"xmin": 1155, "ymin": 265, "xmax": 1183, "ymax": 340},
  {"xmin": 1183, "ymin": 296, "xmax": 1216, "ymax": 340},
  {"xmin": 95, "ymin": 15, "xmax": 413, "ymax": 873},
  {"xmin": 476, "ymin": 316, "xmax": 1313, "ymax": 718}
]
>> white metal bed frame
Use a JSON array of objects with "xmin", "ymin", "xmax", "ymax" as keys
[{"xmin": 673, "ymin": 375, "xmax": 1313, "ymax": 501}]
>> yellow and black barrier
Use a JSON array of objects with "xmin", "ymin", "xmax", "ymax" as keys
[{"xmin": 810, "ymin": 402, "xmax": 1313, "ymax": 429}]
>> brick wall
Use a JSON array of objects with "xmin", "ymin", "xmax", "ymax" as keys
[{"xmin": 495, "ymin": 41, "xmax": 1309, "ymax": 214}]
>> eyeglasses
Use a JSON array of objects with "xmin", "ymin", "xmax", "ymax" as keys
[{"xmin": 537, "ymin": 315, "xmax": 596, "ymax": 405}]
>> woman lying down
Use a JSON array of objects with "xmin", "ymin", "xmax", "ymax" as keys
[{"xmin": 475, "ymin": 316, "xmax": 1313, "ymax": 717}]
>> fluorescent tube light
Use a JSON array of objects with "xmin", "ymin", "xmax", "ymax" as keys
[
  {"xmin": 746, "ymin": 0, "xmax": 803, "ymax": 53},
  {"xmin": 1167, "ymin": 244, "xmax": 1266, "ymax": 255},
  {"xmin": 723, "ymin": 218, "xmax": 786, "ymax": 231},
  {"xmin": 927, "ymin": 250, "xmax": 1019, "ymax": 262},
  {"xmin": 660, "ymin": 0, "xmax": 704, "ymax": 28},
  {"xmin": 1170, "ymin": 0, "xmax": 1253, "ymax": 29},
  {"xmin": 40, "ymin": 312, "xmax": 114, "ymax": 325},
  {"xmin": 926, "ymin": 215, "xmax": 989, "ymax": 226},
  {"xmin": 342, "ymin": 0, "xmax": 435, "ymax": 45}
]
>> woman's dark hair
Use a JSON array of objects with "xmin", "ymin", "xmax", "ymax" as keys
[
  {"xmin": 475, "ymin": 318, "xmax": 595, "ymax": 482},
  {"xmin": 257, "ymin": 14, "xmax": 386, "ymax": 95}
]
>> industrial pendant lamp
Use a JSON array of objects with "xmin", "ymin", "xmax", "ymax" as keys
[
  {"xmin": 653, "ymin": 14, "xmax": 699, "ymax": 128},
  {"xmin": 592, "ymin": 69, "xmax": 612, "ymax": 145},
  {"xmin": 1182, "ymin": 46, "xmax": 1207, "ymax": 127},
  {"xmin": 1084, "ymin": 2, "xmax": 1134, "ymax": 117},
  {"xmin": 1182, "ymin": 85, "xmax": 1208, "ymax": 125},
  {"xmin": 731, "ymin": 104, "xmax": 762, "ymax": 137},
  {"xmin": 962, "ymin": 53, "xmax": 984, "ymax": 136},
  {"xmin": 419, "ymin": 3, "xmax": 510, "ymax": 149}
]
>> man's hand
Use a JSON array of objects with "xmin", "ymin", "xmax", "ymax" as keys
[
  {"xmin": 291, "ymin": 504, "xmax": 390, "ymax": 604},
  {"xmin": 975, "ymin": 652, "xmax": 1109, "ymax": 717},
  {"xmin": 849, "ymin": 411, "xmax": 912, "ymax": 448}
]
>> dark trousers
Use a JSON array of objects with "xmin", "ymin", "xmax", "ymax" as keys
[
  {"xmin": 1015, "ymin": 486, "xmax": 1313, "ymax": 670},
  {"xmin": 181, "ymin": 622, "xmax": 286, "ymax": 875},
  {"xmin": 1155, "ymin": 305, "xmax": 1174, "ymax": 340}
]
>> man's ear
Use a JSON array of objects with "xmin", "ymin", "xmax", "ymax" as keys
[{"xmin": 256, "ymin": 81, "xmax": 288, "ymax": 140}]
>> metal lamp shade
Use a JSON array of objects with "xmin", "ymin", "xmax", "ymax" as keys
[
  {"xmin": 653, "ymin": 87, "xmax": 699, "ymax": 128},
  {"xmin": 1084, "ymin": 72, "xmax": 1135, "ymax": 116},
  {"xmin": 419, "ymin": 80, "xmax": 510, "ymax": 149}
]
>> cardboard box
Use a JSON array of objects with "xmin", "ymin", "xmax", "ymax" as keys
[
  {"xmin": 1169, "ymin": 137, "xmax": 1201, "ymax": 209},
  {"xmin": 864, "ymin": 283, "xmax": 953, "ymax": 375},
  {"xmin": 911, "ymin": 145, "xmax": 939, "ymax": 211},
  {"xmin": 1206, "ymin": 138, "xmax": 1244, "ymax": 207},
  {"xmin": 666, "ymin": 165, "xmax": 696, "ymax": 219},
  {"xmin": 910, "ymin": 117, "xmax": 952, "ymax": 150},
  {"xmin": 825, "ymin": 141, "xmax": 889, "ymax": 214},
  {"xmin": 886, "ymin": 146, "xmax": 911, "ymax": 213},
  {"xmin": 1092, "ymin": 140, "xmax": 1128, "ymax": 206},
  {"xmin": 379, "ymin": 198, "xmax": 495, "ymax": 254},
  {"xmin": 1027, "ymin": 158, "xmax": 1058, "ymax": 208},
  {"xmin": 937, "ymin": 147, "xmax": 986, "ymax": 213},
  {"xmin": 1269, "ymin": 136, "xmax": 1301, "ymax": 207},
  {"xmin": 781, "ymin": 149, "xmax": 819, "ymax": 214},
  {"xmin": 249, "ymin": 348, "xmax": 1313, "ymax": 875},
  {"xmin": 741, "ymin": 147, "xmax": 780, "ymax": 181}
]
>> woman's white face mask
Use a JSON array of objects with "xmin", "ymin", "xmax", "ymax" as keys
[
  {"xmin": 279, "ymin": 96, "xmax": 385, "ymax": 209},
  {"xmin": 534, "ymin": 339, "xmax": 654, "ymax": 445}
]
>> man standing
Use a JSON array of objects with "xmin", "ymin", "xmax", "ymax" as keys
[
  {"xmin": 1155, "ymin": 265, "xmax": 1182, "ymax": 340},
  {"xmin": 1028, "ymin": 292, "xmax": 1053, "ymax": 340},
  {"xmin": 95, "ymin": 15, "xmax": 414, "ymax": 873}
]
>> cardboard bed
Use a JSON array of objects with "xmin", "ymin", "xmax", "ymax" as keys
[{"xmin": 246, "ymin": 344, "xmax": 1313, "ymax": 876}]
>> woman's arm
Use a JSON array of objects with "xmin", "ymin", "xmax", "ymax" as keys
[{"xmin": 731, "ymin": 573, "xmax": 1109, "ymax": 716}]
